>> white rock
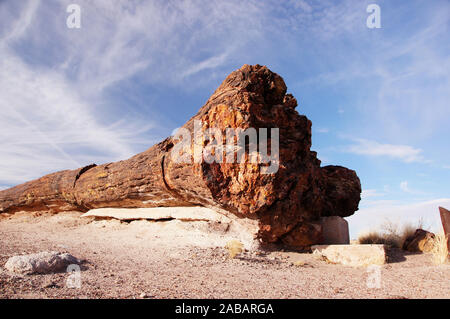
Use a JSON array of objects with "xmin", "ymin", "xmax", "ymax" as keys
[
  {"xmin": 312, "ymin": 244, "xmax": 386, "ymax": 267},
  {"xmin": 81, "ymin": 207, "xmax": 231, "ymax": 223},
  {"xmin": 5, "ymin": 251, "xmax": 79, "ymax": 274},
  {"xmin": 82, "ymin": 207, "xmax": 260, "ymax": 250}
]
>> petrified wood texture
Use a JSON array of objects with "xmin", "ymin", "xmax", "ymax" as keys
[
  {"xmin": 0, "ymin": 64, "xmax": 361, "ymax": 248},
  {"xmin": 439, "ymin": 207, "xmax": 450, "ymax": 252}
]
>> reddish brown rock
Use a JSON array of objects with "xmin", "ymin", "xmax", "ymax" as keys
[
  {"xmin": 439, "ymin": 206, "xmax": 450, "ymax": 251},
  {"xmin": 280, "ymin": 222, "xmax": 323, "ymax": 249},
  {"xmin": 320, "ymin": 216, "xmax": 350, "ymax": 245},
  {"xmin": 0, "ymin": 64, "xmax": 361, "ymax": 248},
  {"xmin": 402, "ymin": 229, "xmax": 435, "ymax": 253}
]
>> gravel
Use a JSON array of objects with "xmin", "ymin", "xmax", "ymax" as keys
[{"xmin": 0, "ymin": 211, "xmax": 449, "ymax": 299}]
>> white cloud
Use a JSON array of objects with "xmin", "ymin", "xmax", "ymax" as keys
[
  {"xmin": 181, "ymin": 52, "xmax": 231, "ymax": 79},
  {"xmin": 53, "ymin": 0, "xmax": 271, "ymax": 91},
  {"xmin": 316, "ymin": 127, "xmax": 330, "ymax": 134},
  {"xmin": 0, "ymin": 0, "xmax": 281, "ymax": 187},
  {"xmin": 361, "ymin": 189, "xmax": 384, "ymax": 199},
  {"xmin": 0, "ymin": 48, "xmax": 155, "ymax": 185},
  {"xmin": 346, "ymin": 138, "xmax": 428, "ymax": 163},
  {"xmin": 347, "ymin": 198, "xmax": 450, "ymax": 239},
  {"xmin": 0, "ymin": 1, "xmax": 162, "ymax": 186},
  {"xmin": 1, "ymin": 0, "xmax": 40, "ymax": 44}
]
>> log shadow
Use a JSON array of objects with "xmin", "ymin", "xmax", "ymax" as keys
[{"xmin": 385, "ymin": 247, "xmax": 422, "ymax": 264}]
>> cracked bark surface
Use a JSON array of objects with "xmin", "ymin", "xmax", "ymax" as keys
[{"xmin": 0, "ymin": 64, "xmax": 361, "ymax": 248}]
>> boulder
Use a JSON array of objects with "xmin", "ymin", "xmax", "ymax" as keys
[
  {"xmin": 320, "ymin": 216, "xmax": 349, "ymax": 244},
  {"xmin": 402, "ymin": 229, "xmax": 435, "ymax": 253},
  {"xmin": 312, "ymin": 244, "xmax": 386, "ymax": 267},
  {"xmin": 5, "ymin": 251, "xmax": 79, "ymax": 275}
]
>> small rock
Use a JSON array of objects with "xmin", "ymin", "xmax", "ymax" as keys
[
  {"xmin": 4, "ymin": 251, "xmax": 79, "ymax": 275},
  {"xmin": 312, "ymin": 244, "xmax": 386, "ymax": 267},
  {"xmin": 42, "ymin": 280, "xmax": 61, "ymax": 289},
  {"xmin": 402, "ymin": 229, "xmax": 435, "ymax": 253},
  {"xmin": 292, "ymin": 261, "xmax": 304, "ymax": 266}
]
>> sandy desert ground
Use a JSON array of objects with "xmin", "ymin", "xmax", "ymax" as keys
[{"xmin": 0, "ymin": 211, "xmax": 449, "ymax": 299}]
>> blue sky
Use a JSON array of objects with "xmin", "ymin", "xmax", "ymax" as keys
[{"xmin": 0, "ymin": 0, "xmax": 449, "ymax": 238}]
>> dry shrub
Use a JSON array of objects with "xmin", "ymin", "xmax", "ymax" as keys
[
  {"xmin": 431, "ymin": 233, "xmax": 449, "ymax": 265},
  {"xmin": 398, "ymin": 223, "xmax": 419, "ymax": 247},
  {"xmin": 358, "ymin": 219, "xmax": 425, "ymax": 248},
  {"xmin": 358, "ymin": 231, "xmax": 400, "ymax": 247},
  {"xmin": 225, "ymin": 240, "xmax": 243, "ymax": 259}
]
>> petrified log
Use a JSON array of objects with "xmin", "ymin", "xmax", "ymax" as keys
[{"xmin": 0, "ymin": 64, "xmax": 361, "ymax": 248}]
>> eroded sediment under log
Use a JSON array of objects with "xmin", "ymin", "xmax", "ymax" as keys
[{"xmin": 0, "ymin": 64, "xmax": 361, "ymax": 248}]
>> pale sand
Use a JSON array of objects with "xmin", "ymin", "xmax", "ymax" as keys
[{"xmin": 0, "ymin": 211, "xmax": 449, "ymax": 299}]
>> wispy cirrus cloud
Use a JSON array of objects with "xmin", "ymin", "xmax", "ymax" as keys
[
  {"xmin": 361, "ymin": 188, "xmax": 385, "ymax": 199},
  {"xmin": 345, "ymin": 138, "xmax": 428, "ymax": 164},
  {"xmin": 316, "ymin": 127, "xmax": 330, "ymax": 134},
  {"xmin": 0, "ymin": 47, "xmax": 156, "ymax": 184},
  {"xmin": 0, "ymin": 0, "xmax": 282, "ymax": 187},
  {"xmin": 48, "ymin": 0, "xmax": 272, "ymax": 91}
]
